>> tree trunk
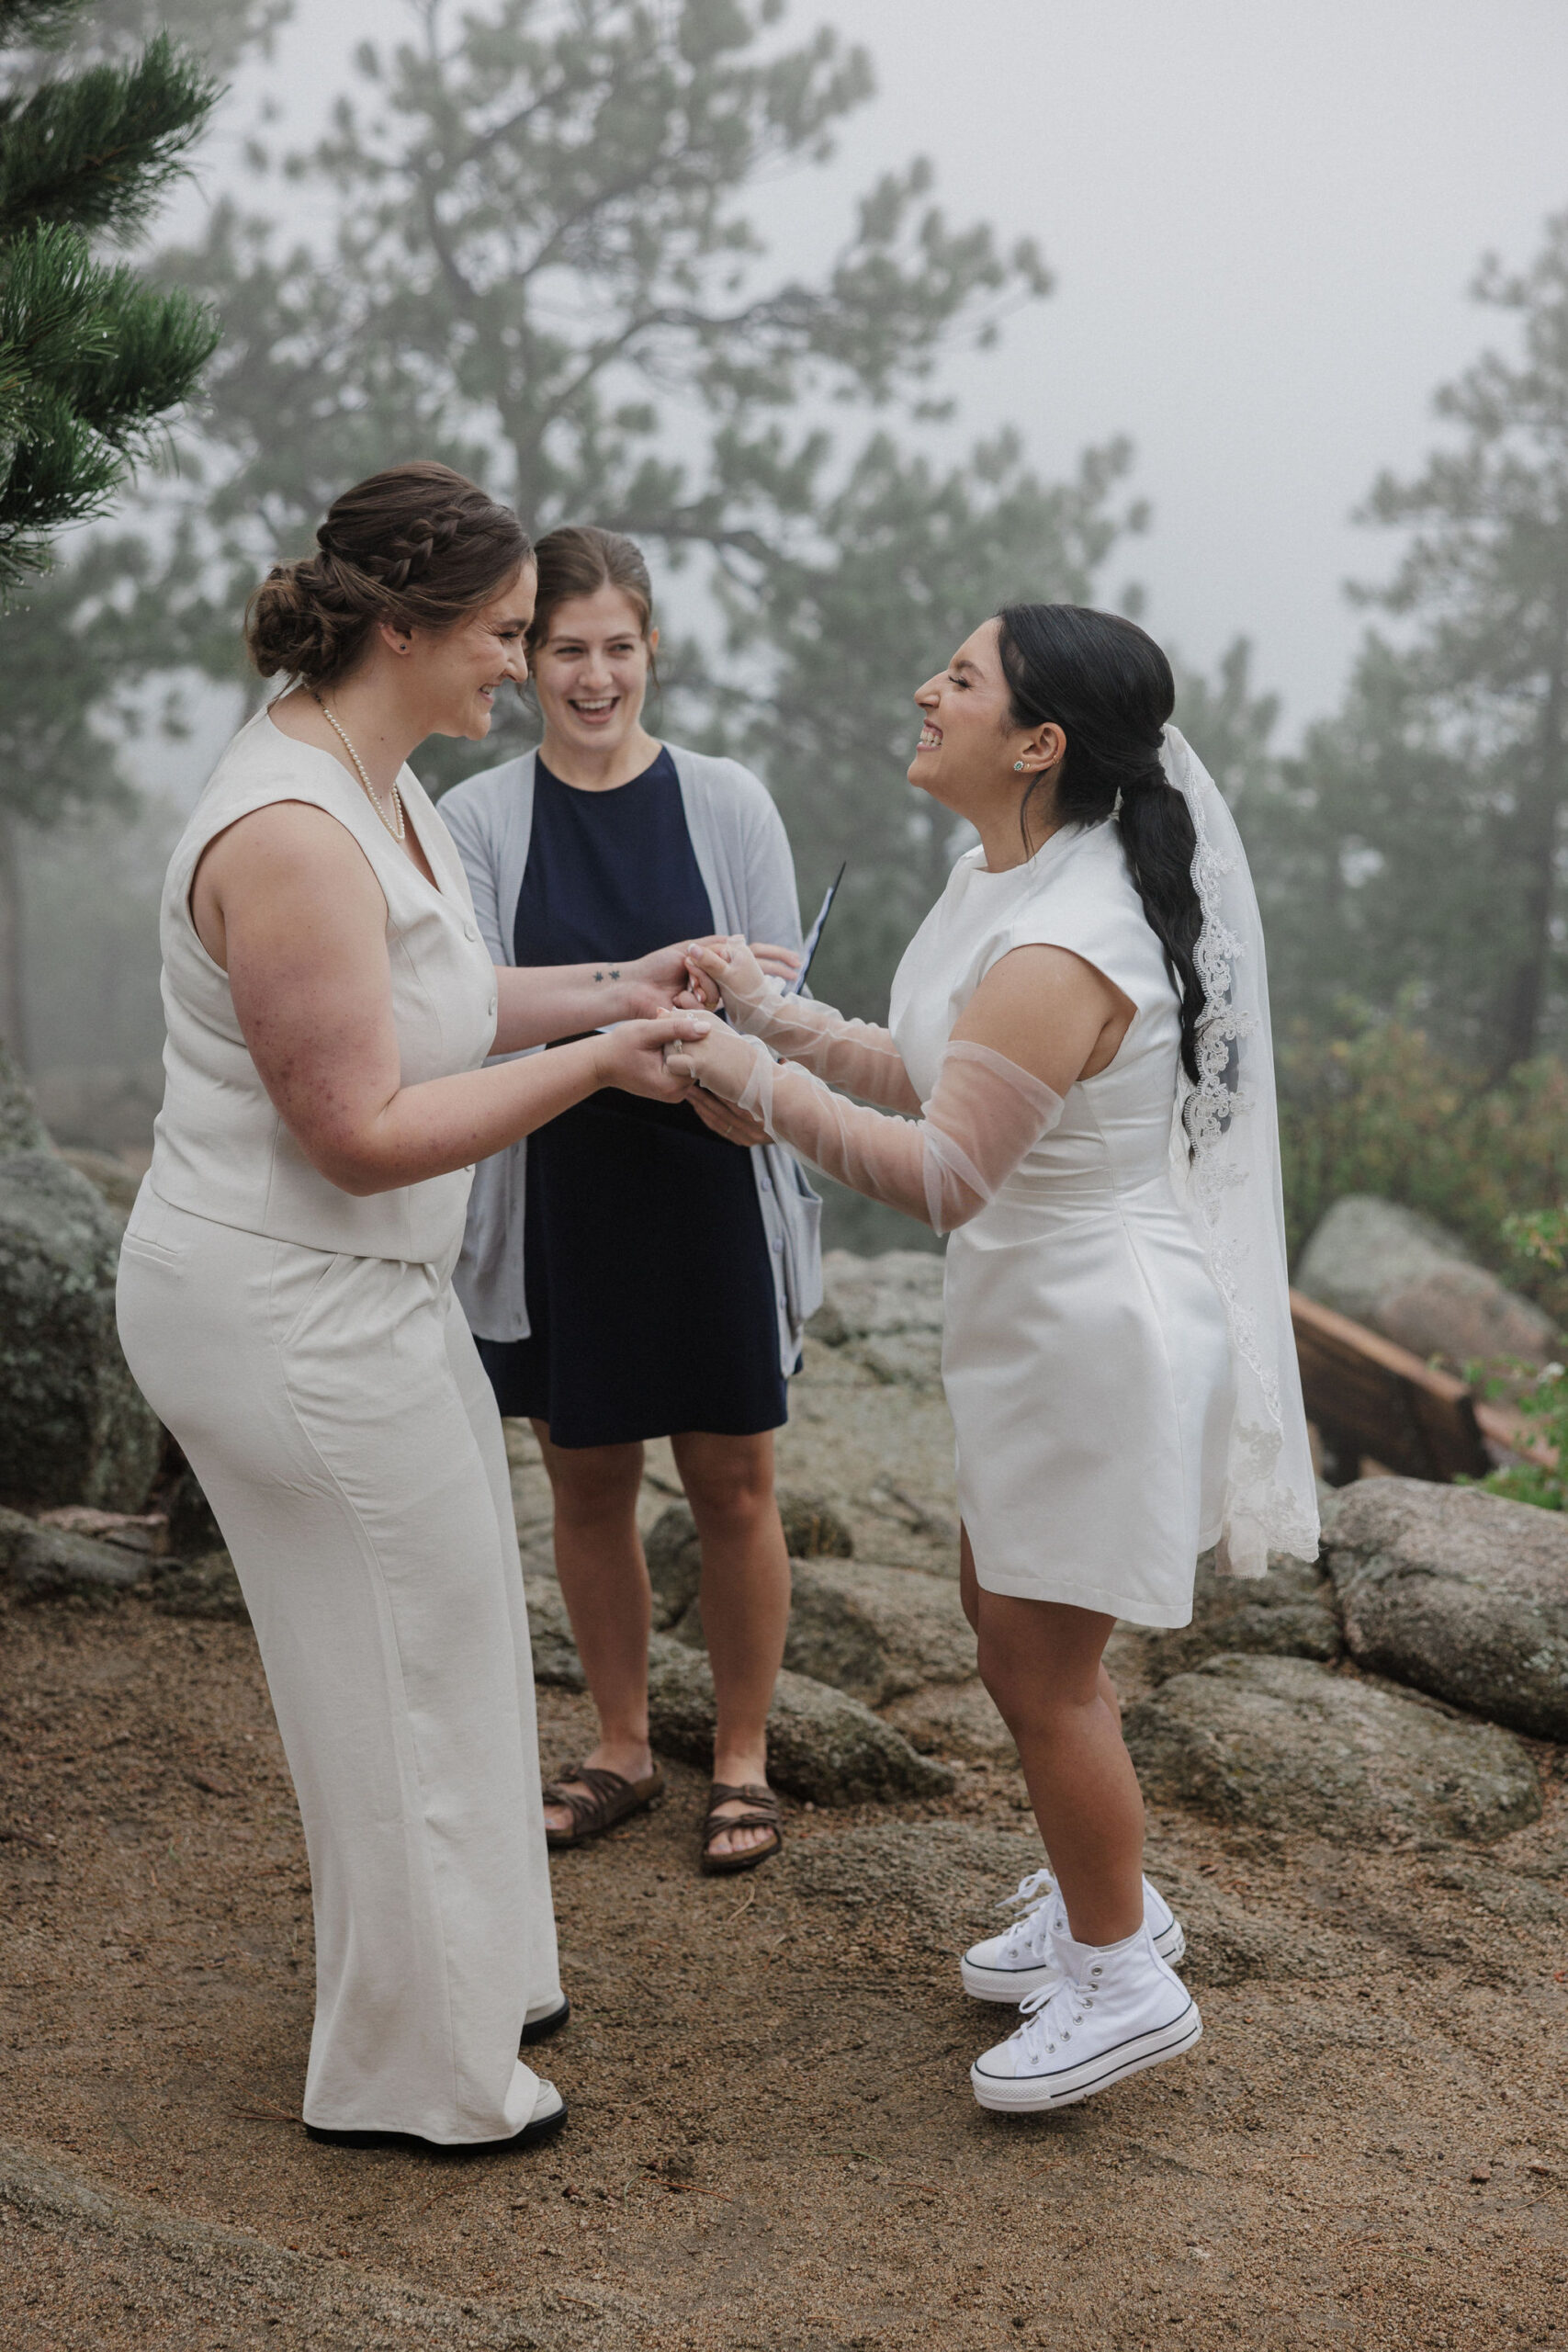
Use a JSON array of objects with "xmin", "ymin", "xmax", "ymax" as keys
[
  {"xmin": 0, "ymin": 811, "xmax": 28, "ymax": 1069},
  {"xmin": 1491, "ymin": 598, "xmax": 1568, "ymax": 1075}
]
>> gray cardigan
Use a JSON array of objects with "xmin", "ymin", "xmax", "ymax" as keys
[{"xmin": 440, "ymin": 743, "xmax": 823, "ymax": 1372}]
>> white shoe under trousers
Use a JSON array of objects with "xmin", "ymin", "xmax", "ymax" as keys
[{"xmin": 117, "ymin": 1191, "xmax": 562, "ymax": 2143}]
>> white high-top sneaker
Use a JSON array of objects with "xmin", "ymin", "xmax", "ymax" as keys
[
  {"xmin": 970, "ymin": 1922, "xmax": 1201, "ymax": 2112},
  {"xmin": 961, "ymin": 1868, "xmax": 1185, "ymax": 2004}
]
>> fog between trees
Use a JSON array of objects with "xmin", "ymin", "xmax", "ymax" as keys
[{"xmin": 4, "ymin": 0, "xmax": 1568, "ymax": 1260}]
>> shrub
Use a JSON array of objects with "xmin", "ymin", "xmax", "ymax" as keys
[{"xmin": 1276, "ymin": 1012, "xmax": 1568, "ymax": 1327}]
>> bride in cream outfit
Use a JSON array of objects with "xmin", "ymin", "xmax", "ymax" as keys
[
  {"xmin": 674, "ymin": 603, "xmax": 1317, "ymax": 2115},
  {"xmin": 117, "ymin": 463, "xmax": 707, "ymax": 2152}
]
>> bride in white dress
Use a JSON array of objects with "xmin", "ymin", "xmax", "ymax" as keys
[{"xmin": 671, "ymin": 603, "xmax": 1317, "ymax": 2113}]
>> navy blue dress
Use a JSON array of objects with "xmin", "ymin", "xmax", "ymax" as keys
[{"xmin": 475, "ymin": 749, "xmax": 789, "ymax": 1449}]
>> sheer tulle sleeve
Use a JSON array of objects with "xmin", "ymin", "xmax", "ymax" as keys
[
  {"xmin": 716, "ymin": 1034, "xmax": 1063, "ymax": 1236},
  {"xmin": 703, "ymin": 937, "xmax": 920, "ymax": 1112}
]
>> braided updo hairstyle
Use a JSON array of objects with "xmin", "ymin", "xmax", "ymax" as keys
[
  {"xmin": 996, "ymin": 603, "xmax": 1206, "ymax": 1085},
  {"xmin": 245, "ymin": 462, "xmax": 532, "ymax": 689}
]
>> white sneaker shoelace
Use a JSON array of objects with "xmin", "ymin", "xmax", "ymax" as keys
[
  {"xmin": 1007, "ymin": 1965, "xmax": 1100, "ymax": 2067},
  {"xmin": 988, "ymin": 1868, "xmax": 1061, "ymax": 1966}
]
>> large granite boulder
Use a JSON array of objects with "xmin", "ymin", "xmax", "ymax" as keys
[
  {"xmin": 524, "ymin": 1575, "xmax": 588, "ymax": 1690},
  {"xmin": 0, "ymin": 1040, "xmax": 49, "ymax": 1154},
  {"xmin": 523, "ymin": 1579, "xmax": 952, "ymax": 1804},
  {"xmin": 807, "ymin": 1248, "xmax": 944, "ymax": 1385},
  {"xmin": 783, "ymin": 1557, "xmax": 970, "ymax": 1704},
  {"xmin": 1136, "ymin": 1550, "xmax": 1343, "ymax": 1681},
  {"xmin": 0, "ymin": 1150, "xmax": 163, "ymax": 1511},
  {"xmin": 645, "ymin": 1633, "xmax": 953, "ymax": 1805},
  {"xmin": 149, "ymin": 1551, "xmax": 248, "ymax": 1621},
  {"xmin": 672, "ymin": 1554, "xmax": 974, "ymax": 1709},
  {"xmin": 646, "ymin": 1489, "xmax": 856, "ymax": 1634},
  {"xmin": 1295, "ymin": 1195, "xmax": 1555, "ymax": 1372},
  {"xmin": 0, "ymin": 1505, "xmax": 152, "ymax": 1601},
  {"xmin": 0, "ymin": 1504, "xmax": 247, "ymax": 1619},
  {"xmin": 1324, "ymin": 1477, "xmax": 1568, "ymax": 1740},
  {"xmin": 879, "ymin": 1679, "xmax": 1019, "ymax": 1766},
  {"xmin": 1123, "ymin": 1653, "xmax": 1540, "ymax": 1844},
  {"xmin": 644, "ymin": 1503, "xmax": 702, "ymax": 1631}
]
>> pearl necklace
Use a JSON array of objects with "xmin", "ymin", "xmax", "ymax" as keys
[{"xmin": 310, "ymin": 690, "xmax": 406, "ymax": 842}]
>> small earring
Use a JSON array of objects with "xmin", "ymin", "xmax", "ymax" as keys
[{"xmin": 1013, "ymin": 761, "xmax": 1026, "ymax": 772}]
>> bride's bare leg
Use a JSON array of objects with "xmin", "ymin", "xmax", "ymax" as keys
[
  {"xmin": 960, "ymin": 1525, "xmax": 1122, "ymax": 1729},
  {"xmin": 963, "ymin": 1531, "xmax": 1144, "ymax": 1946}
]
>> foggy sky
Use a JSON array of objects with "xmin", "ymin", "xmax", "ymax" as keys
[{"xmin": 190, "ymin": 0, "xmax": 1568, "ymax": 748}]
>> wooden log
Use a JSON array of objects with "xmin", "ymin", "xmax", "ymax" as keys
[{"xmin": 1290, "ymin": 1289, "xmax": 1490, "ymax": 1484}]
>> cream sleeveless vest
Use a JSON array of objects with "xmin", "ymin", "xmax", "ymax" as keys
[{"xmin": 148, "ymin": 707, "xmax": 499, "ymax": 1262}]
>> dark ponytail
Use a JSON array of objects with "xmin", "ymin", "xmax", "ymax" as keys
[{"xmin": 995, "ymin": 603, "xmax": 1206, "ymax": 1087}]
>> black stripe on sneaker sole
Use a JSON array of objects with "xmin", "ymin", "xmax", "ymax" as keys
[{"xmin": 971, "ymin": 2002, "xmax": 1202, "ymax": 2111}]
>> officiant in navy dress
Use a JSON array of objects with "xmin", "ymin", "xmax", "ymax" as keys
[{"xmin": 441, "ymin": 526, "xmax": 820, "ymax": 1875}]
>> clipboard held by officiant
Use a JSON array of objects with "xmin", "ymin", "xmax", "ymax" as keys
[{"xmin": 789, "ymin": 863, "xmax": 846, "ymax": 996}]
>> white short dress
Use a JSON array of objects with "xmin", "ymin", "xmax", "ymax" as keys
[{"xmin": 889, "ymin": 819, "xmax": 1235, "ymax": 1629}]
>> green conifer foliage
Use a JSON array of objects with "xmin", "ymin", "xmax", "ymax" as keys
[{"xmin": 0, "ymin": 0, "xmax": 221, "ymax": 591}]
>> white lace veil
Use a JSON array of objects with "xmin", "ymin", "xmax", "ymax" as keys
[{"xmin": 1160, "ymin": 725, "xmax": 1320, "ymax": 1576}]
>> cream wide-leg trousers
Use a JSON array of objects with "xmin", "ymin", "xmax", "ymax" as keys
[{"xmin": 116, "ymin": 1188, "xmax": 561, "ymax": 2143}]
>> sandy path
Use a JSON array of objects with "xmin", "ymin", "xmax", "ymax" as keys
[{"xmin": 3, "ymin": 1592, "xmax": 1566, "ymax": 2350}]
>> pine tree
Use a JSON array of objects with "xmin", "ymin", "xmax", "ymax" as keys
[
  {"xmin": 150, "ymin": 0, "xmax": 1056, "ymax": 784},
  {"xmin": 0, "ymin": 0, "xmax": 222, "ymax": 593},
  {"xmin": 1277, "ymin": 212, "xmax": 1568, "ymax": 1075}
]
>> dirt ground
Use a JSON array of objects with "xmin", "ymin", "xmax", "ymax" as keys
[{"xmin": 3, "ymin": 1577, "xmax": 1567, "ymax": 2352}]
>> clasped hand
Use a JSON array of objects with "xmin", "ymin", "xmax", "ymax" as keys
[
  {"xmin": 661, "ymin": 1014, "xmax": 767, "ymax": 1107},
  {"xmin": 636, "ymin": 933, "xmax": 797, "ymax": 1018},
  {"xmin": 608, "ymin": 934, "xmax": 792, "ymax": 1146}
]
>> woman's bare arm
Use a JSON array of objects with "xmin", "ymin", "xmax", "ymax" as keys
[
  {"xmin": 195, "ymin": 803, "xmax": 700, "ymax": 1196},
  {"xmin": 952, "ymin": 944, "xmax": 1133, "ymax": 1091},
  {"xmin": 491, "ymin": 943, "xmax": 715, "ymax": 1052},
  {"xmin": 491, "ymin": 941, "xmax": 802, "ymax": 1053}
]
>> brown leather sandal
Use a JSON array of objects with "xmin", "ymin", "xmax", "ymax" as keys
[
  {"xmin": 700, "ymin": 1781, "xmax": 783, "ymax": 1876},
  {"xmin": 543, "ymin": 1760, "xmax": 664, "ymax": 1850}
]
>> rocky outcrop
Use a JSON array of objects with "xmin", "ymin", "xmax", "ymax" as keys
[
  {"xmin": 0, "ymin": 1505, "xmax": 152, "ymax": 1601},
  {"xmin": 1324, "ymin": 1476, "xmax": 1568, "ymax": 1740},
  {"xmin": 808, "ymin": 1247, "xmax": 944, "ymax": 1385},
  {"xmin": 0, "ymin": 1039, "xmax": 49, "ymax": 1153},
  {"xmin": 879, "ymin": 1679, "xmax": 1018, "ymax": 1766},
  {"xmin": 149, "ymin": 1551, "xmax": 248, "ymax": 1622},
  {"xmin": 0, "ymin": 1147, "xmax": 163, "ymax": 1512},
  {"xmin": 777, "ymin": 1557, "xmax": 973, "ymax": 1705},
  {"xmin": 523, "ymin": 1577, "xmax": 950, "ymax": 1803},
  {"xmin": 646, "ymin": 1489, "xmax": 856, "ymax": 1633},
  {"xmin": 0, "ymin": 1504, "xmax": 247, "ymax": 1619},
  {"xmin": 668, "ymin": 1551, "xmax": 974, "ymax": 1709},
  {"xmin": 645, "ymin": 1634, "xmax": 954, "ymax": 1805},
  {"xmin": 1295, "ymin": 1195, "xmax": 1555, "ymax": 1372},
  {"xmin": 645, "ymin": 1504, "xmax": 702, "ymax": 1630},
  {"xmin": 1136, "ymin": 1551, "xmax": 1343, "ymax": 1680},
  {"xmin": 778, "ymin": 1490, "xmax": 854, "ymax": 1560},
  {"xmin": 1123, "ymin": 1653, "xmax": 1540, "ymax": 1844},
  {"xmin": 524, "ymin": 1575, "xmax": 587, "ymax": 1691}
]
